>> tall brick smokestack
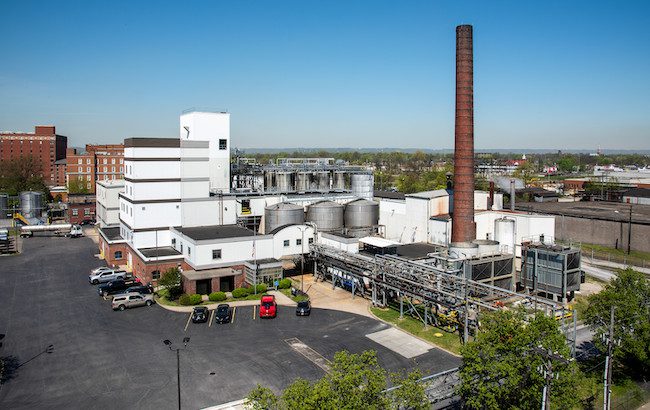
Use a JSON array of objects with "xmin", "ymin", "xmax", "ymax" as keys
[{"xmin": 451, "ymin": 24, "xmax": 476, "ymax": 243}]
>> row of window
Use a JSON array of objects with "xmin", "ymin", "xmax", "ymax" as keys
[
  {"xmin": 283, "ymin": 238, "xmax": 313, "ymax": 247},
  {"xmin": 71, "ymin": 208, "xmax": 92, "ymax": 216}
]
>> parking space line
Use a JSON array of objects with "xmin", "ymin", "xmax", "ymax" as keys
[
  {"xmin": 183, "ymin": 313, "xmax": 192, "ymax": 332},
  {"xmin": 252, "ymin": 305, "xmax": 256, "ymax": 320},
  {"xmin": 231, "ymin": 306, "xmax": 236, "ymax": 323},
  {"xmin": 208, "ymin": 309, "xmax": 215, "ymax": 327}
]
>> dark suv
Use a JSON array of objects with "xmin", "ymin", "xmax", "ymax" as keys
[
  {"xmin": 98, "ymin": 280, "xmax": 130, "ymax": 297},
  {"xmin": 125, "ymin": 285, "xmax": 153, "ymax": 295},
  {"xmin": 214, "ymin": 304, "xmax": 231, "ymax": 324}
]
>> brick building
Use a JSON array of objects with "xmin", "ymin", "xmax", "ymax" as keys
[
  {"xmin": 0, "ymin": 125, "xmax": 68, "ymax": 185},
  {"xmin": 66, "ymin": 144, "xmax": 124, "ymax": 193},
  {"xmin": 67, "ymin": 194, "xmax": 96, "ymax": 224}
]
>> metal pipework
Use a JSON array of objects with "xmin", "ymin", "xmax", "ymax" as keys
[{"xmin": 451, "ymin": 24, "xmax": 476, "ymax": 243}]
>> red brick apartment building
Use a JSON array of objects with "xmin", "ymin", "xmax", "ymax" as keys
[
  {"xmin": 0, "ymin": 126, "xmax": 68, "ymax": 185},
  {"xmin": 66, "ymin": 144, "xmax": 124, "ymax": 192}
]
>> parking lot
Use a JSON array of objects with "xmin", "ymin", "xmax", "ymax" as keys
[{"xmin": 0, "ymin": 236, "xmax": 460, "ymax": 409}]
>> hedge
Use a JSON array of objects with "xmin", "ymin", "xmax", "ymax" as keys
[
  {"xmin": 189, "ymin": 294, "xmax": 202, "ymax": 305},
  {"xmin": 255, "ymin": 284, "xmax": 267, "ymax": 293},
  {"xmin": 209, "ymin": 292, "xmax": 227, "ymax": 302},
  {"xmin": 278, "ymin": 278, "xmax": 292, "ymax": 289},
  {"xmin": 231, "ymin": 287, "xmax": 250, "ymax": 298},
  {"xmin": 179, "ymin": 293, "xmax": 203, "ymax": 305}
]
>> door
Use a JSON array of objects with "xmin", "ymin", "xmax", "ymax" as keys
[
  {"xmin": 196, "ymin": 279, "xmax": 212, "ymax": 295},
  {"xmin": 129, "ymin": 295, "xmax": 145, "ymax": 307},
  {"xmin": 219, "ymin": 276, "xmax": 234, "ymax": 292}
]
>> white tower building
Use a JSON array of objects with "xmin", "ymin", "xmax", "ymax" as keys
[{"xmin": 179, "ymin": 111, "xmax": 231, "ymax": 192}]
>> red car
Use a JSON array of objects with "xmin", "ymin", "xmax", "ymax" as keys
[{"xmin": 259, "ymin": 295, "xmax": 277, "ymax": 318}]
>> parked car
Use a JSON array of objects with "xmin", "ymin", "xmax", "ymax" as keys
[
  {"xmin": 192, "ymin": 307, "xmax": 209, "ymax": 323},
  {"xmin": 90, "ymin": 266, "xmax": 113, "ymax": 275},
  {"xmin": 79, "ymin": 219, "xmax": 96, "ymax": 226},
  {"xmin": 89, "ymin": 269, "xmax": 126, "ymax": 285},
  {"xmin": 296, "ymin": 300, "xmax": 311, "ymax": 316},
  {"xmin": 112, "ymin": 292, "xmax": 154, "ymax": 311},
  {"xmin": 124, "ymin": 285, "xmax": 153, "ymax": 295},
  {"xmin": 214, "ymin": 304, "xmax": 231, "ymax": 324},
  {"xmin": 98, "ymin": 279, "xmax": 131, "ymax": 297},
  {"xmin": 259, "ymin": 295, "xmax": 277, "ymax": 318}
]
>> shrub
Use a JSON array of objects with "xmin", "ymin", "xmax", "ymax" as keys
[
  {"xmin": 189, "ymin": 294, "xmax": 203, "ymax": 305},
  {"xmin": 278, "ymin": 278, "xmax": 292, "ymax": 289},
  {"xmin": 209, "ymin": 292, "xmax": 227, "ymax": 302},
  {"xmin": 168, "ymin": 286, "xmax": 183, "ymax": 300},
  {"xmin": 232, "ymin": 287, "xmax": 249, "ymax": 298},
  {"xmin": 255, "ymin": 284, "xmax": 267, "ymax": 293},
  {"xmin": 178, "ymin": 294, "xmax": 192, "ymax": 305}
]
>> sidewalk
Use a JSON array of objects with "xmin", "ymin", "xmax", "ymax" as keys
[
  {"xmin": 156, "ymin": 290, "xmax": 296, "ymax": 313},
  {"xmin": 584, "ymin": 256, "xmax": 650, "ymax": 275},
  {"xmin": 298, "ymin": 274, "xmax": 372, "ymax": 318}
]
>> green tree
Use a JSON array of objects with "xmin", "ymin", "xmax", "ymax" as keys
[
  {"xmin": 158, "ymin": 267, "xmax": 181, "ymax": 290},
  {"xmin": 0, "ymin": 155, "xmax": 49, "ymax": 196},
  {"xmin": 246, "ymin": 350, "xmax": 426, "ymax": 410},
  {"xmin": 458, "ymin": 310, "xmax": 583, "ymax": 410},
  {"xmin": 389, "ymin": 369, "xmax": 429, "ymax": 410},
  {"xmin": 67, "ymin": 178, "xmax": 90, "ymax": 194},
  {"xmin": 513, "ymin": 161, "xmax": 537, "ymax": 186},
  {"xmin": 557, "ymin": 156, "xmax": 578, "ymax": 173},
  {"xmin": 584, "ymin": 268, "xmax": 650, "ymax": 378}
]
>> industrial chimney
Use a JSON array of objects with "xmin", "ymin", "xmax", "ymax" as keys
[{"xmin": 451, "ymin": 24, "xmax": 476, "ymax": 244}]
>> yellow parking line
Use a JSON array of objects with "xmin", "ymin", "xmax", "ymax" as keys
[
  {"xmin": 184, "ymin": 313, "xmax": 192, "ymax": 332},
  {"xmin": 208, "ymin": 309, "xmax": 215, "ymax": 327},
  {"xmin": 231, "ymin": 306, "xmax": 236, "ymax": 323},
  {"xmin": 252, "ymin": 305, "xmax": 256, "ymax": 320}
]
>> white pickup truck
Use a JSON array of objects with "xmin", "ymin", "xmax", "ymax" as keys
[{"xmin": 88, "ymin": 268, "xmax": 128, "ymax": 285}]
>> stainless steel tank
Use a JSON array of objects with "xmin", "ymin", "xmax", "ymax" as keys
[
  {"xmin": 350, "ymin": 173, "xmax": 374, "ymax": 200},
  {"xmin": 264, "ymin": 202, "xmax": 305, "ymax": 233},
  {"xmin": 0, "ymin": 193, "xmax": 8, "ymax": 218},
  {"xmin": 264, "ymin": 171, "xmax": 274, "ymax": 192},
  {"xmin": 334, "ymin": 171, "xmax": 347, "ymax": 190},
  {"xmin": 494, "ymin": 217, "xmax": 516, "ymax": 255},
  {"xmin": 344, "ymin": 198, "xmax": 379, "ymax": 229},
  {"xmin": 20, "ymin": 191, "xmax": 43, "ymax": 218},
  {"xmin": 306, "ymin": 200, "xmax": 344, "ymax": 231},
  {"xmin": 317, "ymin": 171, "xmax": 330, "ymax": 191},
  {"xmin": 276, "ymin": 172, "xmax": 293, "ymax": 192},
  {"xmin": 295, "ymin": 172, "xmax": 310, "ymax": 192},
  {"xmin": 472, "ymin": 239, "xmax": 500, "ymax": 257}
]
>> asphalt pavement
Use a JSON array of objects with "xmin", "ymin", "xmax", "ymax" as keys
[{"xmin": 0, "ymin": 236, "xmax": 460, "ymax": 409}]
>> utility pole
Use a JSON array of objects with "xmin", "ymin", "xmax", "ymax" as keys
[
  {"xmin": 603, "ymin": 306, "xmax": 615, "ymax": 410},
  {"xmin": 627, "ymin": 205, "xmax": 632, "ymax": 255},
  {"xmin": 533, "ymin": 346, "xmax": 571, "ymax": 410}
]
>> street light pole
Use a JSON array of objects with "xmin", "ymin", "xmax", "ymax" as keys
[{"xmin": 164, "ymin": 337, "xmax": 190, "ymax": 410}]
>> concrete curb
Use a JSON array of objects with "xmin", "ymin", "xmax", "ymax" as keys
[
  {"xmin": 366, "ymin": 305, "xmax": 462, "ymax": 358},
  {"xmin": 155, "ymin": 290, "xmax": 296, "ymax": 313}
]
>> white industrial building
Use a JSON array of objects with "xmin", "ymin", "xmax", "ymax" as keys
[{"xmin": 96, "ymin": 179, "xmax": 124, "ymax": 228}]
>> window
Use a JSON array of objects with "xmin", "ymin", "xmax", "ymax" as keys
[
  {"xmin": 212, "ymin": 249, "xmax": 222, "ymax": 259},
  {"xmin": 119, "ymin": 159, "xmax": 123, "ymax": 164},
  {"xmin": 86, "ymin": 158, "xmax": 90, "ymax": 164},
  {"xmin": 283, "ymin": 240, "xmax": 290, "ymax": 247},
  {"xmin": 152, "ymin": 270, "xmax": 161, "ymax": 280},
  {"xmin": 111, "ymin": 158, "xmax": 115, "ymax": 164},
  {"xmin": 308, "ymin": 238, "xmax": 314, "ymax": 244},
  {"xmin": 72, "ymin": 209, "xmax": 78, "ymax": 216},
  {"xmin": 112, "ymin": 166, "xmax": 115, "ymax": 172},
  {"xmin": 180, "ymin": 244, "xmax": 183, "ymax": 253},
  {"xmin": 172, "ymin": 238, "xmax": 176, "ymax": 247},
  {"xmin": 219, "ymin": 139, "xmax": 227, "ymax": 150},
  {"xmin": 296, "ymin": 239, "xmax": 302, "ymax": 246},
  {"xmin": 114, "ymin": 251, "xmax": 122, "ymax": 259},
  {"xmin": 103, "ymin": 159, "xmax": 107, "ymax": 164},
  {"xmin": 103, "ymin": 166, "xmax": 107, "ymax": 172},
  {"xmin": 86, "ymin": 166, "xmax": 90, "ymax": 172},
  {"xmin": 188, "ymin": 247, "xmax": 191, "ymax": 256},
  {"xmin": 84, "ymin": 208, "xmax": 90, "ymax": 215},
  {"xmin": 78, "ymin": 159, "xmax": 82, "ymax": 164}
]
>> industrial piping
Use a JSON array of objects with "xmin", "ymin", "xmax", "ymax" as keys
[{"xmin": 451, "ymin": 24, "xmax": 476, "ymax": 243}]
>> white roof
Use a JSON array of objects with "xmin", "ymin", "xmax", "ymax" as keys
[
  {"xmin": 359, "ymin": 236, "xmax": 401, "ymax": 248},
  {"xmin": 406, "ymin": 189, "xmax": 449, "ymax": 199}
]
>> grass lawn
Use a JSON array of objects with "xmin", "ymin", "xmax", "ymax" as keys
[
  {"xmin": 370, "ymin": 306, "xmax": 463, "ymax": 355},
  {"xmin": 580, "ymin": 242, "xmax": 650, "ymax": 262},
  {"xmin": 279, "ymin": 288, "xmax": 308, "ymax": 303},
  {"xmin": 155, "ymin": 288, "xmax": 266, "ymax": 307}
]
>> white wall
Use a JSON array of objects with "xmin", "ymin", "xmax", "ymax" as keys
[
  {"xmin": 96, "ymin": 181, "xmax": 123, "ymax": 227},
  {"xmin": 271, "ymin": 225, "xmax": 315, "ymax": 259},
  {"xmin": 428, "ymin": 219, "xmax": 451, "ymax": 246},
  {"xmin": 318, "ymin": 233, "xmax": 359, "ymax": 253},
  {"xmin": 181, "ymin": 199, "xmax": 237, "ymax": 227},
  {"xmin": 623, "ymin": 196, "xmax": 650, "ymax": 205},
  {"xmin": 131, "ymin": 202, "xmax": 181, "ymax": 230}
]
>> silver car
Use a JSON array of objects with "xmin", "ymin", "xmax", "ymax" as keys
[{"xmin": 112, "ymin": 292, "xmax": 154, "ymax": 311}]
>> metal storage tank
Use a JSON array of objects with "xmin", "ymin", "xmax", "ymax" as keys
[
  {"xmin": 344, "ymin": 198, "xmax": 379, "ymax": 229},
  {"xmin": 316, "ymin": 172, "xmax": 330, "ymax": 191},
  {"xmin": 334, "ymin": 171, "xmax": 347, "ymax": 190},
  {"xmin": 295, "ymin": 172, "xmax": 310, "ymax": 192},
  {"xmin": 276, "ymin": 172, "xmax": 293, "ymax": 192},
  {"xmin": 0, "ymin": 193, "xmax": 8, "ymax": 218},
  {"xmin": 495, "ymin": 217, "xmax": 516, "ymax": 255},
  {"xmin": 472, "ymin": 239, "xmax": 500, "ymax": 257},
  {"xmin": 306, "ymin": 200, "xmax": 344, "ymax": 232},
  {"xmin": 264, "ymin": 171, "xmax": 274, "ymax": 192},
  {"xmin": 449, "ymin": 242, "xmax": 479, "ymax": 259},
  {"xmin": 20, "ymin": 191, "xmax": 43, "ymax": 218},
  {"xmin": 350, "ymin": 173, "xmax": 374, "ymax": 199},
  {"xmin": 265, "ymin": 202, "xmax": 305, "ymax": 233}
]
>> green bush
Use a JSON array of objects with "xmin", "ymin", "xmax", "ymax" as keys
[
  {"xmin": 189, "ymin": 294, "xmax": 202, "ymax": 305},
  {"xmin": 278, "ymin": 278, "xmax": 292, "ymax": 289},
  {"xmin": 209, "ymin": 292, "xmax": 227, "ymax": 302},
  {"xmin": 255, "ymin": 284, "xmax": 267, "ymax": 293},
  {"xmin": 168, "ymin": 286, "xmax": 183, "ymax": 300},
  {"xmin": 178, "ymin": 294, "xmax": 192, "ymax": 305},
  {"xmin": 232, "ymin": 287, "xmax": 249, "ymax": 298}
]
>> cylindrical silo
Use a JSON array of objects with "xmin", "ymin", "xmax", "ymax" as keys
[
  {"xmin": 344, "ymin": 198, "xmax": 379, "ymax": 229},
  {"xmin": 276, "ymin": 172, "xmax": 293, "ymax": 192},
  {"xmin": 350, "ymin": 173, "xmax": 374, "ymax": 200},
  {"xmin": 317, "ymin": 172, "xmax": 330, "ymax": 191},
  {"xmin": 306, "ymin": 200, "xmax": 344, "ymax": 232},
  {"xmin": 494, "ymin": 217, "xmax": 516, "ymax": 255},
  {"xmin": 264, "ymin": 171, "xmax": 274, "ymax": 192},
  {"xmin": 472, "ymin": 239, "xmax": 500, "ymax": 257},
  {"xmin": 295, "ymin": 172, "xmax": 310, "ymax": 192},
  {"xmin": 20, "ymin": 191, "xmax": 43, "ymax": 219},
  {"xmin": 0, "ymin": 193, "xmax": 8, "ymax": 219},
  {"xmin": 334, "ymin": 171, "xmax": 347, "ymax": 190},
  {"xmin": 265, "ymin": 202, "xmax": 305, "ymax": 233}
]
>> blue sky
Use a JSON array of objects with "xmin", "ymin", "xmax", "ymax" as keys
[{"xmin": 1, "ymin": 1, "xmax": 648, "ymax": 150}]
